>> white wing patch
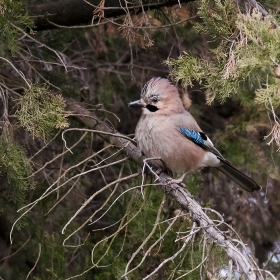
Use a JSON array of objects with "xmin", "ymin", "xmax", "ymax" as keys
[{"xmin": 200, "ymin": 151, "xmax": 221, "ymax": 167}]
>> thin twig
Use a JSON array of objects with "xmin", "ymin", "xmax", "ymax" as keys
[
  {"xmin": 142, "ymin": 223, "xmax": 199, "ymax": 280},
  {"xmin": 0, "ymin": 57, "xmax": 31, "ymax": 88},
  {"xmin": 26, "ymin": 244, "xmax": 41, "ymax": 279},
  {"xmin": 10, "ymin": 23, "xmax": 68, "ymax": 71}
]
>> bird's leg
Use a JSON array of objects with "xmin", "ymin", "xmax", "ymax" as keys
[
  {"xmin": 155, "ymin": 167, "xmax": 163, "ymax": 175},
  {"xmin": 168, "ymin": 171, "xmax": 188, "ymax": 185}
]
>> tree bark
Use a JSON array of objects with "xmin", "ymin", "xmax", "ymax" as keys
[
  {"xmin": 66, "ymin": 99, "xmax": 261, "ymax": 280},
  {"xmin": 27, "ymin": 0, "xmax": 194, "ymax": 31}
]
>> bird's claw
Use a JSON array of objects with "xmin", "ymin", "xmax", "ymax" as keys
[
  {"xmin": 167, "ymin": 171, "xmax": 187, "ymax": 186},
  {"xmin": 167, "ymin": 178, "xmax": 186, "ymax": 187}
]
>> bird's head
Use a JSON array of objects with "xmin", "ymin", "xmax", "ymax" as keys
[{"xmin": 128, "ymin": 77, "xmax": 185, "ymax": 115}]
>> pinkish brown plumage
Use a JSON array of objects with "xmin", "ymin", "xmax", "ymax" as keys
[{"xmin": 129, "ymin": 77, "xmax": 261, "ymax": 192}]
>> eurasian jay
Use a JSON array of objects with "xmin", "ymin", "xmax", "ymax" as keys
[{"xmin": 128, "ymin": 77, "xmax": 261, "ymax": 192}]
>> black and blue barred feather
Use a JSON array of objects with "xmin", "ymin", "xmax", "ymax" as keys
[
  {"xmin": 179, "ymin": 127, "xmax": 204, "ymax": 146},
  {"xmin": 179, "ymin": 126, "xmax": 225, "ymax": 160}
]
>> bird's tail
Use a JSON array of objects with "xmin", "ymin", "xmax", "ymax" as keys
[{"xmin": 216, "ymin": 161, "xmax": 261, "ymax": 192}]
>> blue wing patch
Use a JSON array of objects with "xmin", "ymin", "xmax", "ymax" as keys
[
  {"xmin": 179, "ymin": 127, "xmax": 204, "ymax": 146},
  {"xmin": 179, "ymin": 127, "xmax": 226, "ymax": 160}
]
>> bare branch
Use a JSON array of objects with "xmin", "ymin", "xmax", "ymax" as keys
[{"xmin": 27, "ymin": 0, "xmax": 195, "ymax": 31}]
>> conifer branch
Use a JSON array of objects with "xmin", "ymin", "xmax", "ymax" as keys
[{"xmin": 66, "ymin": 99, "xmax": 262, "ymax": 280}]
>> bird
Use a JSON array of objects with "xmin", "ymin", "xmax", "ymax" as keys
[{"xmin": 128, "ymin": 77, "xmax": 261, "ymax": 192}]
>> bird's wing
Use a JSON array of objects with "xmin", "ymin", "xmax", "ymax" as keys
[
  {"xmin": 179, "ymin": 127, "xmax": 226, "ymax": 160},
  {"xmin": 179, "ymin": 127, "xmax": 261, "ymax": 192}
]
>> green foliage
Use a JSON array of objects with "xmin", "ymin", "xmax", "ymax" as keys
[
  {"xmin": 210, "ymin": 103, "xmax": 269, "ymax": 182},
  {"xmin": 16, "ymin": 84, "xmax": 69, "ymax": 141},
  {"xmin": 166, "ymin": 53, "xmax": 207, "ymax": 87},
  {"xmin": 166, "ymin": 5, "xmax": 280, "ymax": 107},
  {"xmin": 195, "ymin": 0, "xmax": 238, "ymax": 38},
  {"xmin": 0, "ymin": 132, "xmax": 34, "ymax": 210},
  {"xmin": 0, "ymin": 0, "xmax": 33, "ymax": 56},
  {"xmin": 183, "ymin": 172, "xmax": 201, "ymax": 196},
  {"xmin": 255, "ymin": 79, "xmax": 280, "ymax": 107},
  {"xmin": 235, "ymin": 10, "xmax": 280, "ymax": 73},
  {"xmin": 216, "ymin": 131, "xmax": 264, "ymax": 169},
  {"xmin": 166, "ymin": 51, "xmax": 240, "ymax": 103},
  {"xmin": 7, "ymin": 202, "xmax": 96, "ymax": 280}
]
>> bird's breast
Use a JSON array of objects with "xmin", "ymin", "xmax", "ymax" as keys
[{"xmin": 135, "ymin": 115, "xmax": 206, "ymax": 173}]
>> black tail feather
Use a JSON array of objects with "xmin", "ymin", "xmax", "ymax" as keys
[{"xmin": 216, "ymin": 159, "xmax": 261, "ymax": 192}]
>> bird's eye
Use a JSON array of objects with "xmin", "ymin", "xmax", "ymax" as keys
[{"xmin": 152, "ymin": 97, "xmax": 158, "ymax": 103}]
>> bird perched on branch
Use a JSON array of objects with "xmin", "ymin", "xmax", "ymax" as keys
[{"xmin": 128, "ymin": 77, "xmax": 261, "ymax": 192}]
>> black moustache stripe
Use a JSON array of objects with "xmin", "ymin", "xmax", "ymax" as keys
[{"xmin": 146, "ymin": 104, "xmax": 159, "ymax": 112}]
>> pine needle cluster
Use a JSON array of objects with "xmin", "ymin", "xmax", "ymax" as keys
[
  {"xmin": 0, "ymin": 131, "xmax": 34, "ymax": 212},
  {"xmin": 195, "ymin": 0, "xmax": 237, "ymax": 38},
  {"xmin": 16, "ymin": 84, "xmax": 69, "ymax": 141},
  {"xmin": 0, "ymin": 0, "xmax": 33, "ymax": 56},
  {"xmin": 166, "ymin": 1, "xmax": 280, "ymax": 108}
]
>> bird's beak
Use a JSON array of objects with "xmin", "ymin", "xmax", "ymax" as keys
[{"xmin": 128, "ymin": 100, "xmax": 146, "ymax": 108}]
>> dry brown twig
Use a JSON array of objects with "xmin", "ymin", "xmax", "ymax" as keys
[
  {"xmin": 264, "ymin": 98, "xmax": 280, "ymax": 151},
  {"xmin": 92, "ymin": 0, "xmax": 105, "ymax": 24},
  {"xmin": 118, "ymin": 13, "xmax": 154, "ymax": 48},
  {"xmin": 264, "ymin": 122, "xmax": 280, "ymax": 151}
]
